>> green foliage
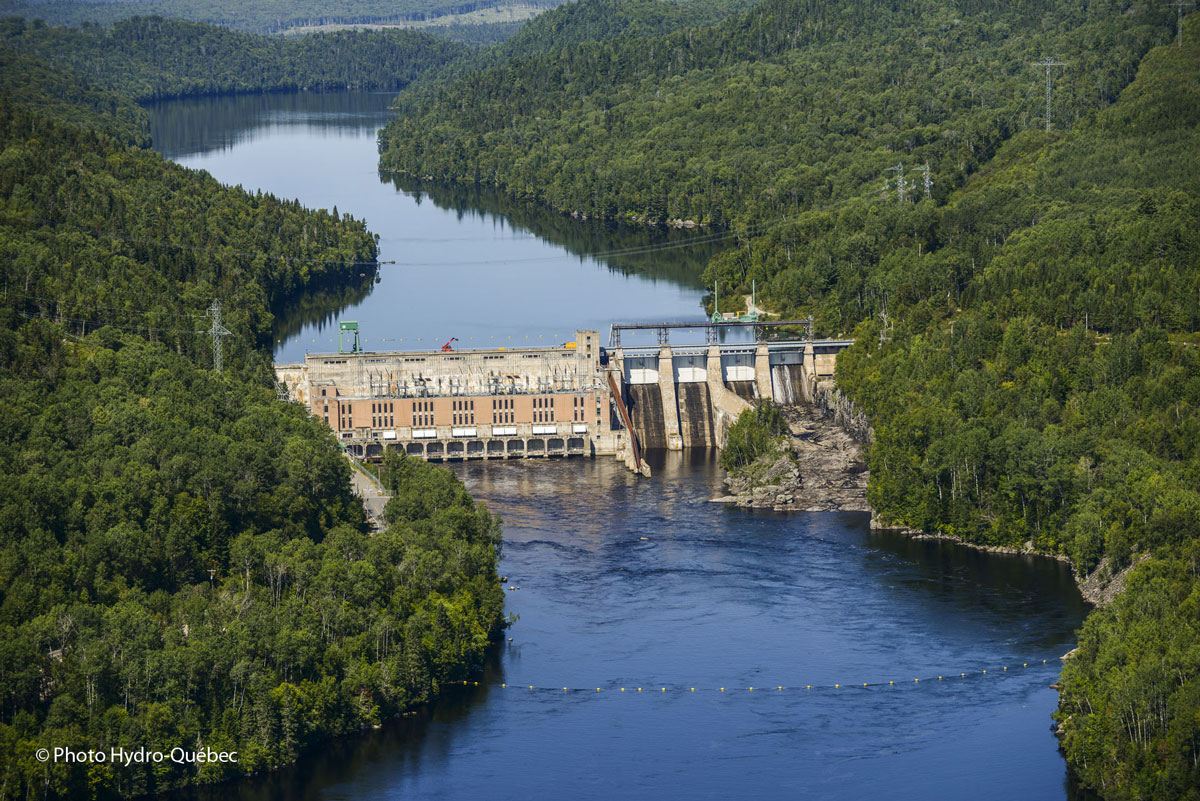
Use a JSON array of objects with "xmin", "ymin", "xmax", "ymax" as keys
[
  {"xmin": 719, "ymin": 401, "xmax": 789, "ymax": 473},
  {"xmin": 0, "ymin": 80, "xmax": 377, "ymax": 363},
  {"xmin": 0, "ymin": 45, "xmax": 504, "ymax": 800},
  {"xmin": 1, "ymin": 15, "xmax": 468, "ymax": 101},
  {"xmin": 0, "ymin": 0, "xmax": 555, "ymax": 34},
  {"xmin": 381, "ymin": 0, "xmax": 1172, "ymax": 229},
  {"xmin": 1057, "ymin": 557, "xmax": 1200, "ymax": 800},
  {"xmin": 0, "ymin": 44, "xmax": 148, "ymax": 144}
]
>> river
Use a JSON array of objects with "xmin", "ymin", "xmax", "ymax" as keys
[{"xmin": 147, "ymin": 91, "xmax": 1092, "ymax": 801}]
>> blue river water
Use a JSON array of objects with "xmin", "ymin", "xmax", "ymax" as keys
[{"xmin": 147, "ymin": 93, "xmax": 1092, "ymax": 801}]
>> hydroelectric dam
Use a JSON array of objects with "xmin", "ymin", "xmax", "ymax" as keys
[{"xmin": 275, "ymin": 321, "xmax": 853, "ymax": 475}]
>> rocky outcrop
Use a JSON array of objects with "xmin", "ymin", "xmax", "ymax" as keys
[
  {"xmin": 713, "ymin": 405, "xmax": 869, "ymax": 512},
  {"xmin": 1077, "ymin": 555, "xmax": 1147, "ymax": 606}
]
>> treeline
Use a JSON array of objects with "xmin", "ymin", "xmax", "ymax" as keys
[
  {"xmin": 0, "ymin": 39, "xmax": 504, "ymax": 801},
  {"xmin": 0, "ymin": 0, "xmax": 547, "ymax": 34},
  {"xmin": 826, "ymin": 32, "xmax": 1199, "ymax": 799},
  {"xmin": 0, "ymin": 15, "xmax": 469, "ymax": 101},
  {"xmin": 381, "ymin": 1, "xmax": 1200, "ymax": 796},
  {"xmin": 380, "ymin": 0, "xmax": 1171, "ymax": 226}
]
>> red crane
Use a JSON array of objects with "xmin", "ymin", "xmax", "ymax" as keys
[{"xmin": 441, "ymin": 337, "xmax": 458, "ymax": 352}]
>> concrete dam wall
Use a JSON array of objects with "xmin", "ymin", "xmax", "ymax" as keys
[
  {"xmin": 615, "ymin": 340, "xmax": 853, "ymax": 454},
  {"xmin": 626, "ymin": 383, "xmax": 668, "ymax": 450},
  {"xmin": 676, "ymin": 382, "xmax": 715, "ymax": 449}
]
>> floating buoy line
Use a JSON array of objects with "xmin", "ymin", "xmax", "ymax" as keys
[{"xmin": 446, "ymin": 657, "xmax": 1066, "ymax": 695}]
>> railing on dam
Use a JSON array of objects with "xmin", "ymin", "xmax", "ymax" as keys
[{"xmin": 609, "ymin": 319, "xmax": 815, "ymax": 347}]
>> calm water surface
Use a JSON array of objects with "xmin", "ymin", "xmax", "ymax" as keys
[
  {"xmin": 147, "ymin": 91, "xmax": 732, "ymax": 361},
  {"xmin": 148, "ymin": 93, "xmax": 1090, "ymax": 800}
]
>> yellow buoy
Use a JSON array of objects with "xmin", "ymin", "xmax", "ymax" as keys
[
  {"xmin": 835, "ymin": 684, "xmax": 840, "ymax": 689},
  {"xmin": 501, "ymin": 683, "xmax": 506, "ymax": 688}
]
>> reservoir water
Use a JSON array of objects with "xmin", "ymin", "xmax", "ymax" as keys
[{"xmin": 147, "ymin": 92, "xmax": 1091, "ymax": 800}]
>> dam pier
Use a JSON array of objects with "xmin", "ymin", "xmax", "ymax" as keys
[{"xmin": 275, "ymin": 321, "xmax": 853, "ymax": 474}]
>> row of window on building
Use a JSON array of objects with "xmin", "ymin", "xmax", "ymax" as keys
[{"xmin": 323, "ymin": 394, "xmax": 599, "ymax": 432}]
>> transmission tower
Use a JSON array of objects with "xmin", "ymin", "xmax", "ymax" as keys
[
  {"xmin": 1031, "ymin": 57, "xmax": 1067, "ymax": 131},
  {"xmin": 1170, "ymin": 1, "xmax": 1194, "ymax": 46},
  {"xmin": 922, "ymin": 161, "xmax": 933, "ymax": 200},
  {"xmin": 198, "ymin": 300, "xmax": 232, "ymax": 372},
  {"xmin": 885, "ymin": 163, "xmax": 907, "ymax": 203}
]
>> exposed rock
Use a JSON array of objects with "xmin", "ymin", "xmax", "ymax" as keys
[
  {"xmin": 1078, "ymin": 555, "xmax": 1147, "ymax": 606},
  {"xmin": 717, "ymin": 405, "xmax": 870, "ymax": 512}
]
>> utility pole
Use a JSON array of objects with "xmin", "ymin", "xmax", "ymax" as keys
[
  {"xmin": 1031, "ymin": 57, "xmax": 1067, "ymax": 131},
  {"xmin": 885, "ymin": 163, "xmax": 907, "ymax": 203},
  {"xmin": 922, "ymin": 160, "xmax": 932, "ymax": 200},
  {"xmin": 199, "ymin": 300, "xmax": 232, "ymax": 372},
  {"xmin": 1170, "ymin": 1, "xmax": 1194, "ymax": 46}
]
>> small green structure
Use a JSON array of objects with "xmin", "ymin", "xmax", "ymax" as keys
[
  {"xmin": 339, "ymin": 321, "xmax": 361, "ymax": 354},
  {"xmin": 711, "ymin": 281, "xmax": 760, "ymax": 323}
]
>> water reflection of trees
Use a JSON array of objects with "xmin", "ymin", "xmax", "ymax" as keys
[
  {"xmin": 383, "ymin": 174, "xmax": 726, "ymax": 288},
  {"xmin": 146, "ymin": 90, "xmax": 396, "ymax": 159},
  {"xmin": 272, "ymin": 272, "xmax": 377, "ymax": 348}
]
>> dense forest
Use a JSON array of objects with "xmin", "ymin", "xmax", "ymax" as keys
[
  {"xmin": 380, "ymin": 0, "xmax": 1173, "ymax": 225},
  {"xmin": 380, "ymin": 1, "xmax": 1200, "ymax": 797},
  {"xmin": 0, "ymin": 39, "xmax": 504, "ymax": 800},
  {"xmin": 0, "ymin": 0, "xmax": 553, "ymax": 34},
  {"xmin": 0, "ymin": 15, "xmax": 468, "ymax": 100}
]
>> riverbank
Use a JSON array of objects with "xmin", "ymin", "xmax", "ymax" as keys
[{"xmin": 711, "ymin": 403, "xmax": 869, "ymax": 512}]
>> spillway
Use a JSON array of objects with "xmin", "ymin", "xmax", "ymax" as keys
[
  {"xmin": 626, "ymin": 383, "xmax": 667, "ymax": 449},
  {"xmin": 676, "ymin": 383, "xmax": 715, "ymax": 449}
]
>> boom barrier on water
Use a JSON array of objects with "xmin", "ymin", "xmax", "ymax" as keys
[{"xmin": 445, "ymin": 657, "xmax": 1066, "ymax": 695}]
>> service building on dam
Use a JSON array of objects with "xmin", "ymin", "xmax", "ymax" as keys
[{"xmin": 276, "ymin": 329, "xmax": 629, "ymax": 462}]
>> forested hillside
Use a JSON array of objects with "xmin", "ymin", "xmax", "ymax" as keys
[
  {"xmin": 0, "ymin": 15, "xmax": 468, "ymax": 100},
  {"xmin": 831, "ymin": 30, "xmax": 1200, "ymax": 800},
  {"xmin": 0, "ymin": 0, "xmax": 549, "ymax": 34},
  {"xmin": 381, "ymin": 0, "xmax": 1172, "ymax": 228},
  {"xmin": 0, "ymin": 43, "xmax": 504, "ymax": 800},
  {"xmin": 382, "ymin": 2, "xmax": 1200, "ymax": 797}
]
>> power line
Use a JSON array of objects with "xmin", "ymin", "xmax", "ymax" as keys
[
  {"xmin": 1030, "ymin": 57, "xmax": 1067, "ymax": 131},
  {"xmin": 1170, "ymin": 0, "xmax": 1195, "ymax": 46},
  {"xmin": 884, "ymin": 163, "xmax": 908, "ymax": 204},
  {"xmin": 198, "ymin": 300, "xmax": 232, "ymax": 372}
]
